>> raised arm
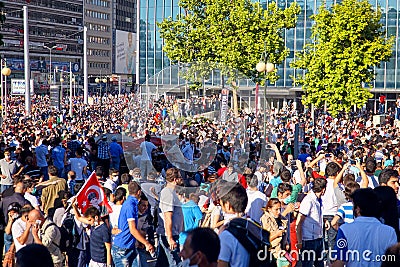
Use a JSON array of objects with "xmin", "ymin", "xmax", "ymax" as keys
[
  {"xmin": 270, "ymin": 144, "xmax": 283, "ymax": 164},
  {"xmin": 296, "ymin": 160, "xmax": 307, "ymax": 187},
  {"xmin": 334, "ymin": 163, "xmax": 349, "ymax": 188},
  {"xmin": 309, "ymin": 154, "xmax": 325, "ymax": 169},
  {"xmin": 356, "ymin": 161, "xmax": 368, "ymax": 188}
]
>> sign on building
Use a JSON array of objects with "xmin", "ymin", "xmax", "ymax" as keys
[{"xmin": 11, "ymin": 79, "xmax": 34, "ymax": 95}]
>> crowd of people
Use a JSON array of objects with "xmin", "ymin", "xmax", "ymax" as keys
[{"xmin": 0, "ymin": 91, "xmax": 400, "ymax": 267}]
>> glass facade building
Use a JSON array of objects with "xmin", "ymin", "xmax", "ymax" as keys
[{"xmin": 138, "ymin": 0, "xmax": 400, "ymax": 94}]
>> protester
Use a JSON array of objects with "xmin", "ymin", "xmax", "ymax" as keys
[
  {"xmin": 41, "ymin": 165, "xmax": 67, "ymax": 216},
  {"xmin": 12, "ymin": 204, "xmax": 34, "ymax": 252},
  {"xmin": 29, "ymin": 209, "xmax": 64, "ymax": 267},
  {"xmin": 332, "ymin": 188, "xmax": 397, "ymax": 267},
  {"xmin": 0, "ymin": 90, "xmax": 399, "ymax": 267},
  {"xmin": 296, "ymin": 178, "xmax": 327, "ymax": 267},
  {"xmin": 112, "ymin": 181, "xmax": 154, "ymax": 267},
  {"xmin": 15, "ymin": 243, "xmax": 54, "ymax": 267},
  {"xmin": 0, "ymin": 150, "xmax": 23, "ymax": 193},
  {"xmin": 156, "ymin": 167, "xmax": 184, "ymax": 267},
  {"xmin": 217, "ymin": 182, "xmax": 250, "ymax": 267},
  {"xmin": 179, "ymin": 227, "xmax": 221, "ymax": 267}
]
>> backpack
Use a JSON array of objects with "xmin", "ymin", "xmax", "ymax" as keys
[
  {"xmin": 225, "ymin": 218, "xmax": 275, "ymax": 267},
  {"xmin": 43, "ymin": 213, "xmax": 80, "ymax": 252}
]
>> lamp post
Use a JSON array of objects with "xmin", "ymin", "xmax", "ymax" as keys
[
  {"xmin": 43, "ymin": 45, "xmax": 57, "ymax": 84},
  {"xmin": 60, "ymin": 76, "xmax": 64, "ymax": 110},
  {"xmin": 102, "ymin": 78, "xmax": 108, "ymax": 96},
  {"xmin": 95, "ymin": 77, "xmax": 101, "ymax": 107},
  {"xmin": 256, "ymin": 53, "xmax": 275, "ymax": 145},
  {"xmin": 1, "ymin": 59, "xmax": 12, "ymax": 118}
]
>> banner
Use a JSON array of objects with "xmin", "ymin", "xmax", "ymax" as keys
[
  {"xmin": 76, "ymin": 172, "xmax": 112, "ymax": 214},
  {"xmin": 220, "ymin": 89, "xmax": 229, "ymax": 123},
  {"xmin": 115, "ymin": 30, "xmax": 136, "ymax": 75},
  {"xmin": 11, "ymin": 79, "xmax": 34, "ymax": 95}
]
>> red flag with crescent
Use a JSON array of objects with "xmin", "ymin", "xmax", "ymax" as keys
[
  {"xmin": 154, "ymin": 113, "xmax": 162, "ymax": 125},
  {"xmin": 76, "ymin": 171, "xmax": 113, "ymax": 214}
]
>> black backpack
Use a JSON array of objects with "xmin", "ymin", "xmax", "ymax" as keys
[
  {"xmin": 44, "ymin": 213, "xmax": 80, "ymax": 252},
  {"xmin": 225, "ymin": 218, "xmax": 275, "ymax": 267}
]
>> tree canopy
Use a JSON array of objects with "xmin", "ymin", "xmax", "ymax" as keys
[
  {"xmin": 158, "ymin": 0, "xmax": 300, "ymax": 114},
  {"xmin": 291, "ymin": 0, "xmax": 394, "ymax": 116}
]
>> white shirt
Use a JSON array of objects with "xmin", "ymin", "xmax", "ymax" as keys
[
  {"xmin": 245, "ymin": 189, "xmax": 267, "ymax": 223},
  {"xmin": 109, "ymin": 204, "xmax": 122, "ymax": 229},
  {"xmin": 321, "ymin": 178, "xmax": 338, "ymax": 216},
  {"xmin": 12, "ymin": 218, "xmax": 34, "ymax": 252},
  {"xmin": 299, "ymin": 191, "xmax": 324, "ymax": 240},
  {"xmin": 24, "ymin": 192, "xmax": 39, "ymax": 209}
]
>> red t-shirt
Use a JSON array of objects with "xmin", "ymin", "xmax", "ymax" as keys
[
  {"xmin": 238, "ymin": 174, "xmax": 247, "ymax": 189},
  {"xmin": 217, "ymin": 167, "xmax": 227, "ymax": 177}
]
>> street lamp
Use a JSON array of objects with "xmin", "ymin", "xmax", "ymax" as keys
[
  {"xmin": 60, "ymin": 77, "xmax": 64, "ymax": 108},
  {"xmin": 43, "ymin": 45, "xmax": 57, "ymax": 84},
  {"xmin": 256, "ymin": 52, "xmax": 275, "ymax": 146},
  {"xmin": 102, "ymin": 78, "xmax": 108, "ymax": 96},
  {"xmin": 1, "ymin": 59, "xmax": 12, "ymax": 118}
]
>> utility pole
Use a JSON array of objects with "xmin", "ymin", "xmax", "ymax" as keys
[{"xmin": 23, "ymin": 5, "xmax": 31, "ymax": 115}]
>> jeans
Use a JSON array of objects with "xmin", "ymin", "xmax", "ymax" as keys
[
  {"xmin": 379, "ymin": 103, "xmax": 385, "ymax": 114},
  {"xmin": 57, "ymin": 167, "xmax": 65, "ymax": 179},
  {"xmin": 98, "ymin": 158, "xmax": 110, "ymax": 178},
  {"xmin": 0, "ymin": 184, "xmax": 11, "ymax": 193},
  {"xmin": 396, "ymin": 107, "xmax": 400, "ymax": 120},
  {"xmin": 67, "ymin": 246, "xmax": 90, "ymax": 267},
  {"xmin": 132, "ymin": 248, "xmax": 149, "ymax": 267},
  {"xmin": 324, "ymin": 215, "xmax": 337, "ymax": 253},
  {"xmin": 300, "ymin": 238, "xmax": 324, "ymax": 267},
  {"xmin": 110, "ymin": 156, "xmax": 120, "ymax": 171},
  {"xmin": 112, "ymin": 245, "xmax": 137, "ymax": 267},
  {"xmin": 4, "ymin": 233, "xmax": 13, "ymax": 253},
  {"xmin": 155, "ymin": 235, "xmax": 181, "ymax": 267}
]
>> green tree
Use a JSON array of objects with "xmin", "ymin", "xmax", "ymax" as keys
[
  {"xmin": 292, "ymin": 0, "xmax": 394, "ymax": 116},
  {"xmin": 158, "ymin": 0, "xmax": 300, "ymax": 115}
]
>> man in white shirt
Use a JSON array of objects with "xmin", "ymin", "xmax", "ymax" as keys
[
  {"xmin": 296, "ymin": 178, "xmax": 327, "ymax": 267},
  {"xmin": 245, "ymin": 177, "xmax": 267, "ymax": 224},
  {"xmin": 12, "ymin": 205, "xmax": 34, "ymax": 252},
  {"xmin": 322, "ymin": 162, "xmax": 340, "ymax": 253}
]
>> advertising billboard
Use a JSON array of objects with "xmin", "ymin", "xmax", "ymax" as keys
[
  {"xmin": 115, "ymin": 30, "xmax": 136, "ymax": 75},
  {"xmin": 11, "ymin": 79, "xmax": 34, "ymax": 95}
]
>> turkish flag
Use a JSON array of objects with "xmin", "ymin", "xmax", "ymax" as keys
[
  {"xmin": 154, "ymin": 113, "xmax": 162, "ymax": 125},
  {"xmin": 76, "ymin": 171, "xmax": 113, "ymax": 214}
]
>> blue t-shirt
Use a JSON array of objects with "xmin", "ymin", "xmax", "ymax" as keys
[
  {"xmin": 109, "ymin": 142, "xmax": 123, "ymax": 158},
  {"xmin": 113, "ymin": 195, "xmax": 139, "ymax": 249},
  {"xmin": 179, "ymin": 200, "xmax": 203, "ymax": 244},
  {"xmin": 52, "ymin": 146, "xmax": 66, "ymax": 169},
  {"xmin": 90, "ymin": 223, "xmax": 111, "ymax": 263},
  {"xmin": 270, "ymin": 177, "xmax": 282, "ymax": 188}
]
